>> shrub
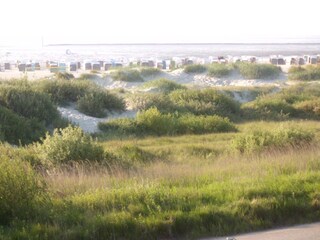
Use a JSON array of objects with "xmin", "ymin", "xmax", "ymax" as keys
[
  {"xmin": 78, "ymin": 73, "xmax": 99, "ymax": 80},
  {"xmin": 127, "ymin": 93, "xmax": 180, "ymax": 113},
  {"xmin": 98, "ymin": 118, "xmax": 139, "ymax": 135},
  {"xmin": 169, "ymin": 89, "xmax": 240, "ymax": 119},
  {"xmin": 34, "ymin": 79, "xmax": 125, "ymax": 116},
  {"xmin": 99, "ymin": 107, "xmax": 237, "ymax": 136},
  {"xmin": 177, "ymin": 114, "xmax": 237, "ymax": 134},
  {"xmin": 0, "ymin": 148, "xmax": 46, "ymax": 225},
  {"xmin": 34, "ymin": 79, "xmax": 93, "ymax": 105},
  {"xmin": 37, "ymin": 125, "xmax": 104, "ymax": 164},
  {"xmin": 54, "ymin": 72, "xmax": 74, "ymax": 80},
  {"xmin": 294, "ymin": 99, "xmax": 320, "ymax": 118},
  {"xmin": 0, "ymin": 85, "xmax": 59, "ymax": 125},
  {"xmin": 242, "ymin": 98, "xmax": 296, "ymax": 120},
  {"xmin": 114, "ymin": 144, "xmax": 155, "ymax": 164},
  {"xmin": 236, "ymin": 63, "xmax": 281, "ymax": 79},
  {"xmin": 111, "ymin": 69, "xmax": 143, "ymax": 82},
  {"xmin": 208, "ymin": 64, "xmax": 234, "ymax": 78},
  {"xmin": 0, "ymin": 105, "xmax": 46, "ymax": 145},
  {"xmin": 140, "ymin": 68, "xmax": 162, "ymax": 77},
  {"xmin": 232, "ymin": 127, "xmax": 314, "ymax": 153},
  {"xmin": 77, "ymin": 89, "xmax": 125, "ymax": 118},
  {"xmin": 184, "ymin": 64, "xmax": 207, "ymax": 74},
  {"xmin": 288, "ymin": 65, "xmax": 320, "ymax": 81},
  {"xmin": 142, "ymin": 78, "xmax": 186, "ymax": 93}
]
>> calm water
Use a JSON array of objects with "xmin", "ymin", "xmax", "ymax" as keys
[{"xmin": 1, "ymin": 43, "xmax": 320, "ymax": 62}]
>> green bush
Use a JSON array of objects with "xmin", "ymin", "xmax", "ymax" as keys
[
  {"xmin": 288, "ymin": 65, "xmax": 320, "ymax": 81},
  {"xmin": 140, "ymin": 68, "xmax": 162, "ymax": 77},
  {"xmin": 142, "ymin": 78, "xmax": 186, "ymax": 93},
  {"xmin": 236, "ymin": 63, "xmax": 281, "ymax": 79},
  {"xmin": 37, "ymin": 125, "xmax": 104, "ymax": 164},
  {"xmin": 177, "ymin": 114, "xmax": 237, "ymax": 134},
  {"xmin": 136, "ymin": 107, "xmax": 178, "ymax": 135},
  {"xmin": 208, "ymin": 64, "xmax": 234, "ymax": 78},
  {"xmin": 169, "ymin": 89, "xmax": 240, "ymax": 119},
  {"xmin": 98, "ymin": 118, "xmax": 139, "ymax": 136},
  {"xmin": 0, "ymin": 147, "xmax": 46, "ymax": 225},
  {"xmin": 127, "ymin": 93, "xmax": 180, "ymax": 113},
  {"xmin": 34, "ymin": 79, "xmax": 125, "ymax": 117},
  {"xmin": 99, "ymin": 107, "xmax": 237, "ymax": 136},
  {"xmin": 78, "ymin": 73, "xmax": 99, "ymax": 80},
  {"xmin": 232, "ymin": 127, "xmax": 314, "ymax": 153},
  {"xmin": 114, "ymin": 144, "xmax": 155, "ymax": 165},
  {"xmin": 77, "ymin": 89, "xmax": 125, "ymax": 118},
  {"xmin": 0, "ymin": 105, "xmax": 46, "ymax": 145},
  {"xmin": 184, "ymin": 64, "xmax": 207, "ymax": 74},
  {"xmin": 0, "ymin": 85, "xmax": 59, "ymax": 125},
  {"xmin": 34, "ymin": 79, "xmax": 93, "ymax": 105},
  {"xmin": 111, "ymin": 69, "xmax": 143, "ymax": 82},
  {"xmin": 294, "ymin": 99, "xmax": 320, "ymax": 118},
  {"xmin": 54, "ymin": 72, "xmax": 74, "ymax": 80},
  {"xmin": 242, "ymin": 98, "xmax": 296, "ymax": 120}
]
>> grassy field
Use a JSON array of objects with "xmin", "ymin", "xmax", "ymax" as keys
[
  {"xmin": 1, "ymin": 121, "xmax": 320, "ymax": 239},
  {"xmin": 1, "ymin": 77, "xmax": 320, "ymax": 239}
]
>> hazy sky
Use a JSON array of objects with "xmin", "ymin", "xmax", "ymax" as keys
[{"xmin": 1, "ymin": 0, "xmax": 319, "ymax": 45}]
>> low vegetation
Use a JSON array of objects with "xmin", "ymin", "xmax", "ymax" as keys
[
  {"xmin": 34, "ymin": 79, "xmax": 125, "ymax": 117},
  {"xmin": 288, "ymin": 65, "xmax": 320, "ymax": 81},
  {"xmin": 208, "ymin": 63, "xmax": 234, "ymax": 78},
  {"xmin": 184, "ymin": 64, "xmax": 207, "ymax": 73},
  {"xmin": 242, "ymin": 83, "xmax": 320, "ymax": 120},
  {"xmin": 233, "ymin": 126, "xmax": 314, "ymax": 153},
  {"xmin": 1, "ymin": 77, "xmax": 320, "ymax": 239},
  {"xmin": 128, "ymin": 88, "xmax": 240, "ymax": 120},
  {"xmin": 99, "ymin": 107, "xmax": 237, "ymax": 136},
  {"xmin": 110, "ymin": 69, "xmax": 144, "ymax": 82},
  {"xmin": 142, "ymin": 78, "xmax": 186, "ymax": 93},
  {"xmin": 236, "ymin": 62, "xmax": 281, "ymax": 79}
]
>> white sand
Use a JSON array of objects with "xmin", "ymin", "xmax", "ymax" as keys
[{"xmin": 58, "ymin": 105, "xmax": 137, "ymax": 133}]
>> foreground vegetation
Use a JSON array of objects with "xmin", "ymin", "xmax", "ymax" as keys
[
  {"xmin": 0, "ymin": 121, "xmax": 320, "ymax": 239},
  {"xmin": 1, "ymin": 77, "xmax": 320, "ymax": 239}
]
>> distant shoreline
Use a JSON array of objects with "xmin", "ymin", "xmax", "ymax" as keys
[{"xmin": 45, "ymin": 42, "xmax": 320, "ymax": 47}]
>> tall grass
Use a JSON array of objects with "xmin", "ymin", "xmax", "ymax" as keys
[
  {"xmin": 33, "ymin": 79, "xmax": 125, "ymax": 117},
  {"xmin": 110, "ymin": 69, "xmax": 144, "ymax": 82},
  {"xmin": 236, "ymin": 62, "xmax": 281, "ymax": 79},
  {"xmin": 184, "ymin": 64, "xmax": 207, "ymax": 74},
  {"xmin": 99, "ymin": 107, "xmax": 237, "ymax": 136},
  {"xmin": 288, "ymin": 65, "xmax": 320, "ymax": 81},
  {"xmin": 142, "ymin": 78, "xmax": 186, "ymax": 93},
  {"xmin": 208, "ymin": 63, "xmax": 234, "ymax": 78}
]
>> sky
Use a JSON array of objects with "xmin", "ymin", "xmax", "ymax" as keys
[{"xmin": 1, "ymin": 0, "xmax": 320, "ymax": 46}]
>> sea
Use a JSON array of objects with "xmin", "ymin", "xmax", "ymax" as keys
[{"xmin": 0, "ymin": 42, "xmax": 320, "ymax": 63}]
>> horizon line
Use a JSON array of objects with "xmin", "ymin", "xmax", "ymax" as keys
[{"xmin": 45, "ymin": 42, "xmax": 320, "ymax": 46}]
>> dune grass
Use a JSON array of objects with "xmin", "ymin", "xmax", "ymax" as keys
[
  {"xmin": 288, "ymin": 65, "xmax": 320, "ymax": 81},
  {"xmin": 142, "ymin": 78, "xmax": 186, "ymax": 93},
  {"xmin": 236, "ymin": 62, "xmax": 281, "ymax": 79},
  {"xmin": 1, "ymin": 121, "xmax": 320, "ymax": 239},
  {"xmin": 207, "ymin": 63, "xmax": 234, "ymax": 78},
  {"xmin": 184, "ymin": 64, "xmax": 208, "ymax": 74}
]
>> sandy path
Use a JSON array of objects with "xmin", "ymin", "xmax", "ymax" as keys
[{"xmin": 200, "ymin": 222, "xmax": 320, "ymax": 240}]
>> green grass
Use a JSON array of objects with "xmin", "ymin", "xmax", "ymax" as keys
[
  {"xmin": 142, "ymin": 78, "xmax": 186, "ymax": 93},
  {"xmin": 110, "ymin": 69, "xmax": 144, "ymax": 82},
  {"xmin": 1, "ymin": 121, "xmax": 320, "ymax": 239},
  {"xmin": 1, "ymin": 77, "xmax": 320, "ymax": 239},
  {"xmin": 207, "ymin": 63, "xmax": 234, "ymax": 78},
  {"xmin": 236, "ymin": 62, "xmax": 281, "ymax": 79},
  {"xmin": 99, "ymin": 107, "xmax": 237, "ymax": 137},
  {"xmin": 184, "ymin": 64, "xmax": 207, "ymax": 74},
  {"xmin": 288, "ymin": 65, "xmax": 320, "ymax": 81}
]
